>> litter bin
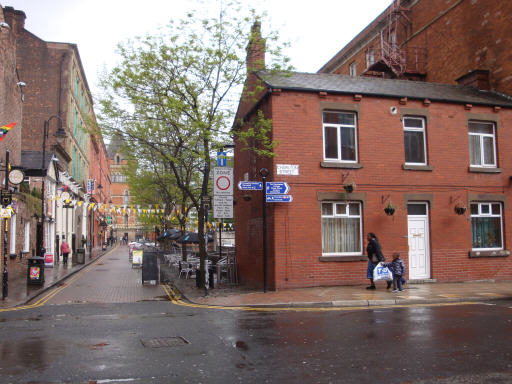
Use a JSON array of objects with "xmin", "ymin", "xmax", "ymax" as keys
[
  {"xmin": 142, "ymin": 250, "xmax": 160, "ymax": 285},
  {"xmin": 76, "ymin": 248, "xmax": 85, "ymax": 264},
  {"xmin": 27, "ymin": 256, "xmax": 45, "ymax": 285},
  {"xmin": 208, "ymin": 267, "xmax": 215, "ymax": 288}
]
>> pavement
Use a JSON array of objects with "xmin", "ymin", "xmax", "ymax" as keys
[
  {"xmin": 163, "ymin": 263, "xmax": 512, "ymax": 308},
  {"xmin": 2, "ymin": 244, "xmax": 512, "ymax": 309},
  {"xmin": 0, "ymin": 244, "xmax": 114, "ymax": 308}
]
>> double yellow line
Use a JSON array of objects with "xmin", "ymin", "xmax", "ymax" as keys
[{"xmin": 160, "ymin": 283, "xmax": 481, "ymax": 312}]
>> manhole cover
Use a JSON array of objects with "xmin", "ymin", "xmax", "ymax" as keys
[{"xmin": 140, "ymin": 337, "xmax": 189, "ymax": 348}]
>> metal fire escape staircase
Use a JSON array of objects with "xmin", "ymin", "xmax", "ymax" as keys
[{"xmin": 364, "ymin": 0, "xmax": 426, "ymax": 79}]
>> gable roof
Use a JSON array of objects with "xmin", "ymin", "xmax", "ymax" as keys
[{"xmin": 256, "ymin": 71, "xmax": 512, "ymax": 108}]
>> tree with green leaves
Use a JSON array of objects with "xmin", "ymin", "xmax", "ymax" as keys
[{"xmin": 98, "ymin": 1, "xmax": 291, "ymax": 288}]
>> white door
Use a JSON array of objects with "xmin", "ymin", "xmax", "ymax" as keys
[{"xmin": 407, "ymin": 203, "xmax": 430, "ymax": 279}]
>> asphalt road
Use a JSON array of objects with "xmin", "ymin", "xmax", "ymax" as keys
[{"xmin": 0, "ymin": 248, "xmax": 510, "ymax": 384}]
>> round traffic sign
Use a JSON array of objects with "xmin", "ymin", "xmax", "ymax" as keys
[{"xmin": 216, "ymin": 175, "xmax": 231, "ymax": 191}]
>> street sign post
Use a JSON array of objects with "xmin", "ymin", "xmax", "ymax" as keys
[
  {"xmin": 266, "ymin": 194, "xmax": 293, "ymax": 203},
  {"xmin": 237, "ymin": 181, "xmax": 263, "ymax": 191},
  {"xmin": 266, "ymin": 182, "xmax": 290, "ymax": 194}
]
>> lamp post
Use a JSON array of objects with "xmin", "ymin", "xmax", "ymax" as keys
[{"xmin": 40, "ymin": 115, "xmax": 66, "ymax": 257}]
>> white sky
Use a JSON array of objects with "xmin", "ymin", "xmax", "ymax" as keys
[{"xmin": 3, "ymin": 0, "xmax": 391, "ymax": 99}]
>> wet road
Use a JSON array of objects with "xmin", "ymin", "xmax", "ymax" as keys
[{"xmin": 0, "ymin": 248, "xmax": 510, "ymax": 383}]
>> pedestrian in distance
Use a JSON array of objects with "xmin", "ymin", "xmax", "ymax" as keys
[
  {"xmin": 382, "ymin": 252, "xmax": 406, "ymax": 292},
  {"xmin": 60, "ymin": 240, "xmax": 70, "ymax": 265},
  {"xmin": 366, "ymin": 232, "xmax": 392, "ymax": 290}
]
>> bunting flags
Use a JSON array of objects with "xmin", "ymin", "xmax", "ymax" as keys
[{"xmin": 0, "ymin": 122, "xmax": 16, "ymax": 142}]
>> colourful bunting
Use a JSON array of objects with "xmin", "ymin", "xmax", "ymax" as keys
[{"xmin": 0, "ymin": 122, "xmax": 16, "ymax": 142}]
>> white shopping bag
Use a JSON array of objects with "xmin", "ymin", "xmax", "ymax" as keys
[{"xmin": 373, "ymin": 262, "xmax": 393, "ymax": 282}]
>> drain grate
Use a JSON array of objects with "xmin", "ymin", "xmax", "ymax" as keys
[
  {"xmin": 140, "ymin": 336, "xmax": 189, "ymax": 348},
  {"xmin": 94, "ymin": 269, "xmax": 109, "ymax": 272}
]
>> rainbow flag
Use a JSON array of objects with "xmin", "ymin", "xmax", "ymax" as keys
[{"xmin": 0, "ymin": 123, "xmax": 16, "ymax": 142}]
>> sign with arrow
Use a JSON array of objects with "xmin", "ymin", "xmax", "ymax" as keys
[
  {"xmin": 266, "ymin": 182, "xmax": 290, "ymax": 194},
  {"xmin": 266, "ymin": 194, "xmax": 293, "ymax": 203},
  {"xmin": 238, "ymin": 181, "xmax": 263, "ymax": 191}
]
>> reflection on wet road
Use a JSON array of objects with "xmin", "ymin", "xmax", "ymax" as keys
[{"xmin": 0, "ymin": 301, "xmax": 510, "ymax": 383}]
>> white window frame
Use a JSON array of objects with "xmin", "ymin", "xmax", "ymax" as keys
[
  {"xmin": 322, "ymin": 111, "xmax": 358, "ymax": 163},
  {"xmin": 366, "ymin": 47, "xmax": 375, "ymax": 68},
  {"xmin": 470, "ymin": 202, "xmax": 503, "ymax": 250},
  {"xmin": 321, "ymin": 201, "xmax": 362, "ymax": 256},
  {"xmin": 349, "ymin": 62, "xmax": 357, "ymax": 77},
  {"xmin": 403, "ymin": 116, "xmax": 427, "ymax": 165},
  {"xmin": 9, "ymin": 214, "xmax": 16, "ymax": 255},
  {"xmin": 468, "ymin": 120, "xmax": 497, "ymax": 168},
  {"xmin": 24, "ymin": 221, "xmax": 30, "ymax": 252}
]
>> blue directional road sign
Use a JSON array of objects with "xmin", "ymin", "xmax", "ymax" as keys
[
  {"xmin": 238, "ymin": 181, "xmax": 263, "ymax": 191},
  {"xmin": 266, "ymin": 181, "xmax": 290, "ymax": 194},
  {"xmin": 266, "ymin": 194, "xmax": 293, "ymax": 203}
]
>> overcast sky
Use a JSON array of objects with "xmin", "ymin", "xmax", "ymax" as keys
[{"xmin": 3, "ymin": 0, "xmax": 390, "ymax": 98}]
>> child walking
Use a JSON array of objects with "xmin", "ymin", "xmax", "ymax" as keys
[{"xmin": 383, "ymin": 252, "xmax": 406, "ymax": 292}]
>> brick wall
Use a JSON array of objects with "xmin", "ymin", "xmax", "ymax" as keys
[
  {"xmin": 235, "ymin": 89, "xmax": 512, "ymax": 289},
  {"xmin": 322, "ymin": 0, "xmax": 512, "ymax": 95}
]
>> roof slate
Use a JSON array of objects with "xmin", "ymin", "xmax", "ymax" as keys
[{"xmin": 256, "ymin": 71, "xmax": 512, "ymax": 107}]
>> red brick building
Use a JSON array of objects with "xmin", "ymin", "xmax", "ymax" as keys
[
  {"xmin": 319, "ymin": 0, "xmax": 512, "ymax": 95},
  {"xmin": 0, "ymin": 5, "xmax": 38, "ymax": 278},
  {"xmin": 2, "ymin": 5, "xmax": 110, "ymax": 260},
  {"xmin": 234, "ymin": 19, "xmax": 512, "ymax": 290}
]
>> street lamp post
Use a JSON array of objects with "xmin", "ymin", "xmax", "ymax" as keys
[{"xmin": 40, "ymin": 115, "xmax": 66, "ymax": 257}]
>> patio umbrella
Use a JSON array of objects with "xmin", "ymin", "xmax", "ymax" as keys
[
  {"xmin": 176, "ymin": 232, "xmax": 213, "ymax": 244},
  {"xmin": 157, "ymin": 228, "xmax": 182, "ymax": 242}
]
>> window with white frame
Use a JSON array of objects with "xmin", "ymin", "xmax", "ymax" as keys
[
  {"xmin": 403, "ymin": 116, "xmax": 427, "ymax": 165},
  {"xmin": 24, "ymin": 222, "xmax": 30, "ymax": 252},
  {"xmin": 323, "ymin": 111, "xmax": 358, "ymax": 162},
  {"xmin": 349, "ymin": 62, "xmax": 357, "ymax": 77},
  {"xmin": 468, "ymin": 121, "xmax": 496, "ymax": 167},
  {"xmin": 9, "ymin": 214, "xmax": 16, "ymax": 255},
  {"xmin": 366, "ymin": 47, "xmax": 375, "ymax": 68},
  {"xmin": 321, "ymin": 201, "xmax": 362, "ymax": 255},
  {"xmin": 470, "ymin": 202, "xmax": 503, "ymax": 249}
]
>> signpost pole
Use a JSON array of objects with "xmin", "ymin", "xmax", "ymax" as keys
[
  {"xmin": 2, "ymin": 150, "xmax": 9, "ymax": 299},
  {"xmin": 259, "ymin": 168, "xmax": 269, "ymax": 293}
]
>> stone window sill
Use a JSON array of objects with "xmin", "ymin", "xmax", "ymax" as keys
[
  {"xmin": 468, "ymin": 250, "xmax": 510, "ymax": 258},
  {"xmin": 320, "ymin": 162, "xmax": 363, "ymax": 169},
  {"xmin": 402, "ymin": 164, "xmax": 433, "ymax": 171},
  {"xmin": 468, "ymin": 167, "xmax": 502, "ymax": 174},
  {"xmin": 319, "ymin": 255, "xmax": 367, "ymax": 262}
]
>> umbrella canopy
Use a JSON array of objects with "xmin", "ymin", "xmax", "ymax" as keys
[
  {"xmin": 176, "ymin": 231, "xmax": 213, "ymax": 244},
  {"xmin": 157, "ymin": 228, "xmax": 182, "ymax": 241}
]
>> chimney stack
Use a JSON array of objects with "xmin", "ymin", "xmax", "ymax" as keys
[
  {"xmin": 2, "ymin": 6, "xmax": 26, "ymax": 33},
  {"xmin": 456, "ymin": 69, "xmax": 490, "ymax": 91},
  {"xmin": 246, "ymin": 21, "xmax": 265, "ymax": 73}
]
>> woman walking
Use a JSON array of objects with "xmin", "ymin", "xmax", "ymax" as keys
[{"xmin": 366, "ymin": 233, "xmax": 391, "ymax": 290}]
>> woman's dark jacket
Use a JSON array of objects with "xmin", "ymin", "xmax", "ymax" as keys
[{"xmin": 366, "ymin": 238, "xmax": 385, "ymax": 263}]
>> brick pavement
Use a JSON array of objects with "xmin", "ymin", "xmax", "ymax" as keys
[
  {"xmin": 44, "ymin": 245, "xmax": 166, "ymax": 305},
  {"xmin": 0, "ymin": 246, "xmax": 111, "ymax": 308}
]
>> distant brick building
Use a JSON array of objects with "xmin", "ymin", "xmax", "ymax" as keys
[
  {"xmin": 107, "ymin": 136, "xmax": 140, "ymax": 242},
  {"xmin": 319, "ymin": 0, "xmax": 512, "ymax": 95},
  {"xmin": 234, "ymin": 24, "xmax": 512, "ymax": 290}
]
